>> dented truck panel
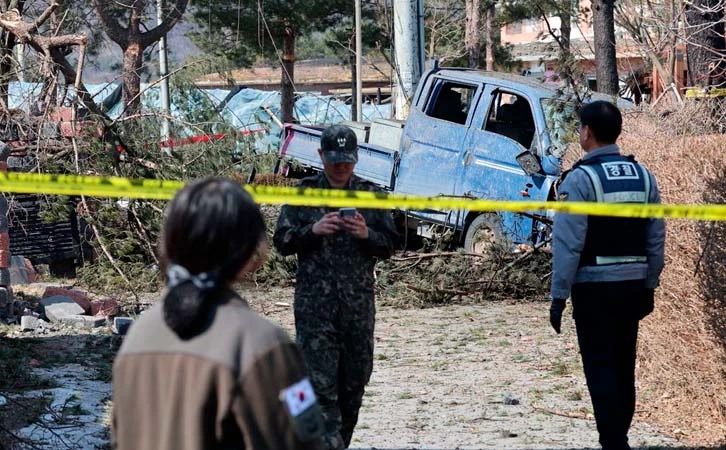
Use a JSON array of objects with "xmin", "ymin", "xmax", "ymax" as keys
[{"xmin": 280, "ymin": 124, "xmax": 398, "ymax": 190}]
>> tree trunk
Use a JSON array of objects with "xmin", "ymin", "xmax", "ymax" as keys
[
  {"xmin": 281, "ymin": 22, "xmax": 295, "ymax": 124},
  {"xmin": 0, "ymin": 31, "xmax": 15, "ymax": 108},
  {"xmin": 685, "ymin": 0, "xmax": 726, "ymax": 87},
  {"xmin": 559, "ymin": 0, "xmax": 571, "ymax": 55},
  {"xmin": 122, "ymin": 42, "xmax": 144, "ymax": 114},
  {"xmin": 465, "ymin": 0, "xmax": 481, "ymax": 68},
  {"xmin": 592, "ymin": 0, "xmax": 619, "ymax": 94},
  {"xmin": 91, "ymin": 0, "xmax": 189, "ymax": 117},
  {"xmin": 484, "ymin": 2, "xmax": 495, "ymax": 71}
]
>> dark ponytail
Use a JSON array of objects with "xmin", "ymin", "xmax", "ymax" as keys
[
  {"xmin": 159, "ymin": 178, "xmax": 266, "ymax": 339},
  {"xmin": 162, "ymin": 280, "xmax": 216, "ymax": 340}
]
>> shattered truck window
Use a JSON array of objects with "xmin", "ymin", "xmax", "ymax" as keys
[
  {"xmin": 483, "ymin": 91, "xmax": 536, "ymax": 149},
  {"xmin": 426, "ymin": 81, "xmax": 476, "ymax": 125},
  {"xmin": 541, "ymin": 98, "xmax": 580, "ymax": 157}
]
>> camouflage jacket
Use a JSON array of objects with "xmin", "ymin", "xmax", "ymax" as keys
[{"xmin": 273, "ymin": 174, "xmax": 397, "ymax": 302}]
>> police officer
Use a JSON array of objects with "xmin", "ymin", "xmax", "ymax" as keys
[
  {"xmin": 273, "ymin": 124, "xmax": 397, "ymax": 450},
  {"xmin": 549, "ymin": 101, "xmax": 666, "ymax": 450}
]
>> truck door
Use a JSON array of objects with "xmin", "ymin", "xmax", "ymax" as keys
[
  {"xmin": 457, "ymin": 87, "xmax": 554, "ymax": 244},
  {"xmin": 395, "ymin": 78, "xmax": 480, "ymax": 223}
]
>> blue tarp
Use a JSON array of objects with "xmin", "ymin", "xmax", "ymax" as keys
[{"xmin": 5, "ymin": 81, "xmax": 390, "ymax": 152}]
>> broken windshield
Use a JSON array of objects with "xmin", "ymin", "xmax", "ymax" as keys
[{"xmin": 541, "ymin": 98, "xmax": 580, "ymax": 156}]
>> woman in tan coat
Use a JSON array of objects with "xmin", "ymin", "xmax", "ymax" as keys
[{"xmin": 112, "ymin": 177, "xmax": 323, "ymax": 450}]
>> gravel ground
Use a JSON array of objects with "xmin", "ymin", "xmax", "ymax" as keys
[
  {"xmin": 0, "ymin": 285, "xmax": 688, "ymax": 450},
  {"xmin": 250, "ymin": 287, "xmax": 682, "ymax": 450}
]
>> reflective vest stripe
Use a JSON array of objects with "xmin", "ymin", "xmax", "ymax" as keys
[
  {"xmin": 595, "ymin": 256, "xmax": 648, "ymax": 265},
  {"xmin": 580, "ymin": 164, "xmax": 605, "ymax": 202}
]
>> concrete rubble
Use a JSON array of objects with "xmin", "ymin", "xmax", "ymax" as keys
[
  {"xmin": 39, "ymin": 294, "xmax": 106, "ymax": 328},
  {"xmin": 112, "ymin": 317, "xmax": 134, "ymax": 335},
  {"xmin": 43, "ymin": 287, "xmax": 92, "ymax": 314}
]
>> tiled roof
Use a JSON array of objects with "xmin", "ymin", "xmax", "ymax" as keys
[{"xmin": 197, "ymin": 58, "xmax": 392, "ymax": 87}]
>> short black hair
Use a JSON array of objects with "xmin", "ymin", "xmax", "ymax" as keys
[
  {"xmin": 160, "ymin": 177, "xmax": 266, "ymax": 339},
  {"xmin": 579, "ymin": 100, "xmax": 622, "ymax": 144}
]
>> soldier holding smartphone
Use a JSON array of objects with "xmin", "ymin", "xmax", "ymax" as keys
[{"xmin": 274, "ymin": 124, "xmax": 397, "ymax": 450}]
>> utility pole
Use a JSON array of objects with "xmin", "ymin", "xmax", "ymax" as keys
[
  {"xmin": 157, "ymin": 0, "xmax": 171, "ymax": 148},
  {"xmin": 393, "ymin": 0, "xmax": 425, "ymax": 120},
  {"xmin": 355, "ymin": 0, "xmax": 363, "ymax": 121},
  {"xmin": 14, "ymin": 44, "xmax": 24, "ymax": 82}
]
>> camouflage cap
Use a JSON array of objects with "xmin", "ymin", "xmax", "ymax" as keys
[{"xmin": 320, "ymin": 124, "xmax": 358, "ymax": 164}]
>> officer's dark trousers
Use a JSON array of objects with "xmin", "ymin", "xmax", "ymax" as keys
[
  {"xmin": 571, "ymin": 280, "xmax": 647, "ymax": 450},
  {"xmin": 295, "ymin": 298, "xmax": 375, "ymax": 449}
]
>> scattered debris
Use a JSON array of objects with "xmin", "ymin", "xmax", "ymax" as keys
[
  {"xmin": 59, "ymin": 315, "xmax": 106, "ymax": 329},
  {"xmin": 0, "ymin": 395, "xmax": 6, "ymax": 407},
  {"xmin": 376, "ymin": 248, "xmax": 551, "ymax": 308},
  {"xmin": 38, "ymin": 295, "xmax": 106, "ymax": 329},
  {"xmin": 41, "ymin": 295, "xmax": 85, "ymax": 322},
  {"xmin": 113, "ymin": 317, "xmax": 134, "ymax": 335},
  {"xmin": 43, "ymin": 287, "xmax": 92, "ymax": 314},
  {"xmin": 532, "ymin": 404, "xmax": 594, "ymax": 420},
  {"xmin": 20, "ymin": 315, "xmax": 42, "ymax": 331},
  {"xmin": 503, "ymin": 393, "xmax": 520, "ymax": 406},
  {"xmin": 91, "ymin": 298, "xmax": 120, "ymax": 318}
]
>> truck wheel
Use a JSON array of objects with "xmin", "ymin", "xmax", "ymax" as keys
[{"xmin": 464, "ymin": 214, "xmax": 503, "ymax": 255}]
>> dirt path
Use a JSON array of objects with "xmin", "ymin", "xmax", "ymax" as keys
[
  {"xmin": 252, "ymin": 287, "xmax": 680, "ymax": 450},
  {"xmin": 2, "ymin": 285, "xmax": 684, "ymax": 449}
]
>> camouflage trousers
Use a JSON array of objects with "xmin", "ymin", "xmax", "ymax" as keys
[{"xmin": 294, "ymin": 294, "xmax": 375, "ymax": 450}]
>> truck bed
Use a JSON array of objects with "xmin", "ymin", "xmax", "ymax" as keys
[{"xmin": 278, "ymin": 124, "xmax": 398, "ymax": 190}]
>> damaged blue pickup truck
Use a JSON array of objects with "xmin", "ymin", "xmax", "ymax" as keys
[{"xmin": 275, "ymin": 66, "xmax": 600, "ymax": 252}]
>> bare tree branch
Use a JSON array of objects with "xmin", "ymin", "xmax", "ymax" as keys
[
  {"xmin": 89, "ymin": 0, "xmax": 129, "ymax": 48},
  {"xmin": 139, "ymin": 0, "xmax": 189, "ymax": 47}
]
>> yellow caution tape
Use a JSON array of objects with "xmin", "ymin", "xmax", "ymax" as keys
[
  {"xmin": 684, "ymin": 87, "xmax": 726, "ymax": 98},
  {"xmin": 1, "ymin": 172, "xmax": 725, "ymax": 221},
  {"xmin": 248, "ymin": 185, "xmax": 726, "ymax": 221},
  {"xmin": 0, "ymin": 172, "xmax": 183, "ymax": 200}
]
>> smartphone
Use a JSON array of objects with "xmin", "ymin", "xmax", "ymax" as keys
[{"xmin": 339, "ymin": 207, "xmax": 357, "ymax": 218}]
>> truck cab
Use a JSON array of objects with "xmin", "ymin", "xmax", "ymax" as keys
[{"xmin": 396, "ymin": 68, "xmax": 564, "ymax": 251}]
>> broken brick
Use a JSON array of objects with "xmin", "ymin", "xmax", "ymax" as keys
[
  {"xmin": 91, "ymin": 298, "xmax": 120, "ymax": 318},
  {"xmin": 43, "ymin": 287, "xmax": 91, "ymax": 314}
]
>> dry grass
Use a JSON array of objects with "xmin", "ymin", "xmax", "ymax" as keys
[{"xmin": 565, "ymin": 102, "xmax": 726, "ymax": 444}]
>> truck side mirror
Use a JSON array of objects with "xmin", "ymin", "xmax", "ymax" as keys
[{"xmin": 516, "ymin": 150, "xmax": 543, "ymax": 176}]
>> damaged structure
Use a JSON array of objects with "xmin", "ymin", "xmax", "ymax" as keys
[{"xmin": 0, "ymin": 142, "xmax": 10, "ymax": 317}]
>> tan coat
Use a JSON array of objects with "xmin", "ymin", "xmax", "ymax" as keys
[{"xmin": 112, "ymin": 291, "xmax": 323, "ymax": 450}]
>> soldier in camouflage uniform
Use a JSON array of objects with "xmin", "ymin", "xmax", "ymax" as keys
[{"xmin": 273, "ymin": 124, "xmax": 397, "ymax": 450}]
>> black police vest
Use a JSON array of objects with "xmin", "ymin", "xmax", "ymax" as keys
[{"xmin": 575, "ymin": 154, "xmax": 650, "ymax": 267}]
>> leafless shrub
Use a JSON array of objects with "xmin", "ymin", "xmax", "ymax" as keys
[
  {"xmin": 699, "ymin": 165, "xmax": 726, "ymax": 366},
  {"xmin": 619, "ymin": 108, "xmax": 725, "ymax": 444}
]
